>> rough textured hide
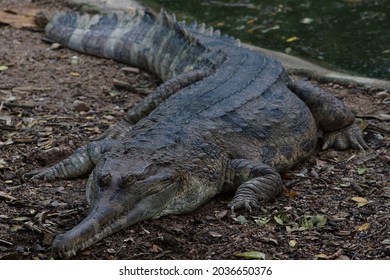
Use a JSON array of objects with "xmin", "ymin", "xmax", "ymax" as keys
[{"xmin": 27, "ymin": 9, "xmax": 367, "ymax": 258}]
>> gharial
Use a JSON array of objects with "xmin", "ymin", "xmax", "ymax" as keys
[{"xmin": 25, "ymin": 8, "xmax": 367, "ymax": 258}]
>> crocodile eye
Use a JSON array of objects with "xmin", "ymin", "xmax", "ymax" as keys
[
  {"xmin": 118, "ymin": 175, "xmax": 137, "ymax": 189},
  {"xmin": 126, "ymin": 175, "xmax": 137, "ymax": 185},
  {"xmin": 98, "ymin": 173, "xmax": 111, "ymax": 187}
]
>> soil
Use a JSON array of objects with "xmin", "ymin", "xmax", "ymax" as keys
[{"xmin": 0, "ymin": 0, "xmax": 389, "ymax": 260}]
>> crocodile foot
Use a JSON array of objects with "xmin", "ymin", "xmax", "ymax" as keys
[
  {"xmin": 227, "ymin": 174, "xmax": 283, "ymax": 213},
  {"xmin": 322, "ymin": 123, "xmax": 368, "ymax": 151},
  {"xmin": 227, "ymin": 183, "xmax": 262, "ymax": 212}
]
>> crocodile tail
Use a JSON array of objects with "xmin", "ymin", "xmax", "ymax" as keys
[{"xmin": 45, "ymin": 9, "xmax": 216, "ymax": 80}]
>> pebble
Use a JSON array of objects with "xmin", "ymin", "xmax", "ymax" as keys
[
  {"xmin": 49, "ymin": 43, "xmax": 62, "ymax": 50},
  {"xmin": 72, "ymin": 100, "xmax": 89, "ymax": 112},
  {"xmin": 121, "ymin": 66, "xmax": 140, "ymax": 74}
]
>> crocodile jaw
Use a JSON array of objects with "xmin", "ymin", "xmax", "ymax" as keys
[
  {"xmin": 52, "ymin": 205, "xmax": 135, "ymax": 259},
  {"xmin": 52, "ymin": 180, "xmax": 178, "ymax": 259}
]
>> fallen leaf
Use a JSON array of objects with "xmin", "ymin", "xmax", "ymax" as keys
[
  {"xmin": 260, "ymin": 237, "xmax": 279, "ymax": 245},
  {"xmin": 0, "ymin": 65, "xmax": 8, "ymax": 71},
  {"xmin": 107, "ymin": 248, "xmax": 116, "ymax": 254},
  {"xmin": 355, "ymin": 223, "xmax": 370, "ymax": 231},
  {"xmin": 357, "ymin": 167, "xmax": 367, "ymax": 175},
  {"xmin": 10, "ymin": 225, "xmax": 23, "ymax": 232},
  {"xmin": 289, "ymin": 240, "xmax": 297, "ymax": 247},
  {"xmin": 286, "ymin": 36, "xmax": 299, "ymax": 43},
  {"xmin": 351, "ymin": 196, "xmax": 368, "ymax": 207},
  {"xmin": 12, "ymin": 216, "xmax": 29, "ymax": 222},
  {"xmin": 235, "ymin": 251, "xmax": 266, "ymax": 260},
  {"xmin": 0, "ymin": 8, "xmax": 38, "ymax": 29},
  {"xmin": 109, "ymin": 90, "xmax": 121, "ymax": 97},
  {"xmin": 284, "ymin": 191, "xmax": 298, "ymax": 198},
  {"xmin": 381, "ymin": 239, "xmax": 390, "ymax": 245},
  {"xmin": 150, "ymin": 244, "xmax": 161, "ymax": 253},
  {"xmin": 254, "ymin": 216, "xmax": 271, "ymax": 225},
  {"xmin": 215, "ymin": 210, "xmax": 228, "ymax": 219},
  {"xmin": 273, "ymin": 213, "xmax": 289, "ymax": 225},
  {"xmin": 315, "ymin": 253, "xmax": 329, "ymax": 259},
  {"xmin": 209, "ymin": 231, "xmax": 222, "ymax": 238},
  {"xmin": 301, "ymin": 214, "xmax": 327, "ymax": 229},
  {"xmin": 336, "ymin": 230, "xmax": 352, "ymax": 236},
  {"xmin": 70, "ymin": 72, "xmax": 80, "ymax": 77},
  {"xmin": 234, "ymin": 215, "xmax": 248, "ymax": 224},
  {"xmin": 0, "ymin": 191, "xmax": 16, "ymax": 201}
]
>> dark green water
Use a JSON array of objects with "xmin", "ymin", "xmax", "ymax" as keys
[{"xmin": 142, "ymin": 0, "xmax": 390, "ymax": 80}]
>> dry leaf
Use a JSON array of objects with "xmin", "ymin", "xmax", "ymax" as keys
[
  {"xmin": 70, "ymin": 72, "xmax": 80, "ymax": 77},
  {"xmin": 286, "ymin": 36, "xmax": 299, "ymax": 42},
  {"xmin": 351, "ymin": 196, "xmax": 368, "ymax": 207},
  {"xmin": 209, "ymin": 231, "xmax": 222, "ymax": 238},
  {"xmin": 315, "ymin": 253, "xmax": 329, "ymax": 259},
  {"xmin": 150, "ymin": 244, "xmax": 160, "ymax": 252},
  {"xmin": 0, "ymin": 8, "xmax": 38, "ymax": 29},
  {"xmin": 0, "ymin": 191, "xmax": 17, "ymax": 201},
  {"xmin": 235, "ymin": 251, "xmax": 266, "ymax": 260},
  {"xmin": 336, "ymin": 230, "xmax": 352, "ymax": 236},
  {"xmin": 12, "ymin": 216, "xmax": 29, "ymax": 222},
  {"xmin": 284, "ymin": 191, "xmax": 298, "ymax": 198},
  {"xmin": 356, "ymin": 223, "xmax": 370, "ymax": 231},
  {"xmin": 289, "ymin": 240, "xmax": 297, "ymax": 247}
]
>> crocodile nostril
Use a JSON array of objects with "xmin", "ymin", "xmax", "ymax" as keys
[{"xmin": 98, "ymin": 173, "xmax": 112, "ymax": 187}]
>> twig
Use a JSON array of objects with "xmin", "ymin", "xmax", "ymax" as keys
[
  {"xmin": 12, "ymin": 86, "xmax": 51, "ymax": 92},
  {"xmin": 351, "ymin": 182, "xmax": 364, "ymax": 195},
  {"xmin": 2, "ymin": 101, "xmax": 36, "ymax": 109},
  {"xmin": 0, "ymin": 191, "xmax": 17, "ymax": 201},
  {"xmin": 0, "ymin": 239, "xmax": 13, "ymax": 247}
]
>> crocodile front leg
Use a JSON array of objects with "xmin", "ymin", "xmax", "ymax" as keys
[
  {"xmin": 25, "ymin": 139, "xmax": 118, "ymax": 181},
  {"xmin": 224, "ymin": 159, "xmax": 283, "ymax": 212},
  {"xmin": 287, "ymin": 80, "xmax": 368, "ymax": 151}
]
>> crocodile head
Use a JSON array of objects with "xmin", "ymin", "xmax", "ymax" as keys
[{"xmin": 51, "ymin": 157, "xmax": 179, "ymax": 258}]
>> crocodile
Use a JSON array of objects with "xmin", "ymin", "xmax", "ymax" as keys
[{"xmin": 26, "ymin": 8, "xmax": 367, "ymax": 258}]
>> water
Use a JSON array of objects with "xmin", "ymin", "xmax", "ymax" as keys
[{"xmin": 142, "ymin": 0, "xmax": 390, "ymax": 80}]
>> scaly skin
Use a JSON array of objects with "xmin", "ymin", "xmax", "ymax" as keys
[{"xmin": 25, "ymin": 9, "xmax": 367, "ymax": 258}]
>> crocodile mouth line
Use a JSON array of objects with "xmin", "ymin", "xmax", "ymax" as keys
[{"xmin": 55, "ymin": 204, "xmax": 136, "ymax": 259}]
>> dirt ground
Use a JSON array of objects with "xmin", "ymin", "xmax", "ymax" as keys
[{"xmin": 0, "ymin": 0, "xmax": 389, "ymax": 260}]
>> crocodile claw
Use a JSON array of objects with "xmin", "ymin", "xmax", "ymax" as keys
[
  {"xmin": 23, "ymin": 169, "xmax": 46, "ymax": 181},
  {"xmin": 228, "ymin": 196, "xmax": 261, "ymax": 213},
  {"xmin": 322, "ymin": 123, "xmax": 368, "ymax": 151}
]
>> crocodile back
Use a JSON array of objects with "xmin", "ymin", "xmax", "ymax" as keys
[{"xmin": 125, "ymin": 43, "xmax": 318, "ymax": 172}]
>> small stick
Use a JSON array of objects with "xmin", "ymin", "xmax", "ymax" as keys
[{"xmin": 2, "ymin": 101, "xmax": 36, "ymax": 109}]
